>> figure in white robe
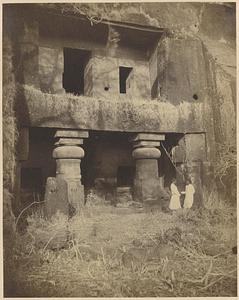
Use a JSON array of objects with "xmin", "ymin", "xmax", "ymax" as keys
[
  {"xmin": 183, "ymin": 180, "xmax": 195, "ymax": 209},
  {"xmin": 169, "ymin": 179, "xmax": 181, "ymax": 210}
]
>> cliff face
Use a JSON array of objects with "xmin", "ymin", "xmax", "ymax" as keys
[
  {"xmin": 98, "ymin": 2, "xmax": 236, "ymax": 159},
  {"xmin": 3, "ymin": 3, "xmax": 236, "ymax": 194},
  {"xmin": 14, "ymin": 2, "xmax": 236, "ymax": 159}
]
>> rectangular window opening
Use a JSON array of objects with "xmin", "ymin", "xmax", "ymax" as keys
[
  {"xmin": 63, "ymin": 48, "xmax": 91, "ymax": 96},
  {"xmin": 119, "ymin": 66, "xmax": 133, "ymax": 94}
]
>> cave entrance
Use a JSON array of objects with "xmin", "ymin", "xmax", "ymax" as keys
[{"xmin": 81, "ymin": 131, "xmax": 135, "ymax": 202}]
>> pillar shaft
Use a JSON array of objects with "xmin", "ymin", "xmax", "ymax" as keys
[
  {"xmin": 55, "ymin": 159, "xmax": 82, "ymax": 180},
  {"xmin": 135, "ymin": 159, "xmax": 159, "ymax": 180},
  {"xmin": 131, "ymin": 133, "xmax": 165, "ymax": 203},
  {"xmin": 53, "ymin": 145, "xmax": 84, "ymax": 181}
]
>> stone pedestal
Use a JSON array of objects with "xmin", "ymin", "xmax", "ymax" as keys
[
  {"xmin": 45, "ymin": 130, "xmax": 88, "ymax": 217},
  {"xmin": 131, "ymin": 133, "xmax": 165, "ymax": 203},
  {"xmin": 45, "ymin": 177, "xmax": 69, "ymax": 217}
]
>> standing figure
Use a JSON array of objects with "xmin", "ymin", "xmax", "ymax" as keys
[
  {"xmin": 183, "ymin": 179, "xmax": 195, "ymax": 209},
  {"xmin": 169, "ymin": 178, "xmax": 181, "ymax": 210}
]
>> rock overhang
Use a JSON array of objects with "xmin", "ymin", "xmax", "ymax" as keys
[{"xmin": 17, "ymin": 85, "xmax": 205, "ymax": 134}]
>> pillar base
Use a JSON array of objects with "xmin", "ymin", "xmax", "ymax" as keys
[
  {"xmin": 133, "ymin": 178, "xmax": 161, "ymax": 203},
  {"xmin": 45, "ymin": 177, "xmax": 69, "ymax": 217},
  {"xmin": 44, "ymin": 177, "xmax": 84, "ymax": 218}
]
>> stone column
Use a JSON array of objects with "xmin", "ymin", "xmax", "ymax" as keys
[
  {"xmin": 45, "ymin": 130, "xmax": 88, "ymax": 217},
  {"xmin": 131, "ymin": 133, "xmax": 165, "ymax": 204}
]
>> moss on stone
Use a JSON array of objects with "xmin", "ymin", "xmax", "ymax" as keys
[{"xmin": 18, "ymin": 85, "xmax": 204, "ymax": 133}]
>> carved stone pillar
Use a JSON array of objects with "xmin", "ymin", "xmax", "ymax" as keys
[
  {"xmin": 131, "ymin": 133, "xmax": 165, "ymax": 203},
  {"xmin": 45, "ymin": 130, "xmax": 88, "ymax": 217}
]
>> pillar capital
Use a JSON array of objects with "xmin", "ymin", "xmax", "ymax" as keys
[
  {"xmin": 53, "ymin": 145, "xmax": 85, "ymax": 159},
  {"xmin": 55, "ymin": 138, "xmax": 83, "ymax": 146},
  {"xmin": 55, "ymin": 130, "xmax": 89, "ymax": 139},
  {"xmin": 130, "ymin": 133, "xmax": 165, "ymax": 143},
  {"xmin": 133, "ymin": 140, "xmax": 161, "ymax": 148},
  {"xmin": 53, "ymin": 129, "xmax": 88, "ymax": 160},
  {"xmin": 130, "ymin": 132, "xmax": 165, "ymax": 151},
  {"xmin": 132, "ymin": 147, "xmax": 161, "ymax": 160}
]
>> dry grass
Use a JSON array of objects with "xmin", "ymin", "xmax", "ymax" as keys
[
  {"xmin": 5, "ymin": 193, "xmax": 237, "ymax": 298},
  {"xmin": 214, "ymin": 142, "xmax": 236, "ymax": 201}
]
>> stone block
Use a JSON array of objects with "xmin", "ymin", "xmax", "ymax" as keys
[
  {"xmin": 55, "ymin": 130, "xmax": 89, "ymax": 139},
  {"xmin": 116, "ymin": 187, "xmax": 133, "ymax": 203},
  {"xmin": 67, "ymin": 180, "xmax": 84, "ymax": 215},
  {"xmin": 44, "ymin": 177, "xmax": 69, "ymax": 217},
  {"xmin": 44, "ymin": 177, "xmax": 84, "ymax": 218},
  {"xmin": 131, "ymin": 133, "xmax": 165, "ymax": 142},
  {"xmin": 133, "ymin": 140, "xmax": 160, "ymax": 148},
  {"xmin": 55, "ymin": 138, "xmax": 83, "ymax": 146}
]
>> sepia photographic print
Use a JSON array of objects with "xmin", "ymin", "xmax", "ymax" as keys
[{"xmin": 2, "ymin": 1, "xmax": 237, "ymax": 298}]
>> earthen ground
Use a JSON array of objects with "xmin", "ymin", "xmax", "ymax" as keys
[{"xmin": 5, "ymin": 203, "xmax": 237, "ymax": 297}]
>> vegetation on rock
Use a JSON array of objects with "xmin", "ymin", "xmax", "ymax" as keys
[{"xmin": 19, "ymin": 85, "xmax": 204, "ymax": 133}]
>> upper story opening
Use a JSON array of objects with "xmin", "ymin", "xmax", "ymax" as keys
[
  {"xmin": 37, "ymin": 10, "xmax": 164, "ymax": 99},
  {"xmin": 119, "ymin": 66, "xmax": 133, "ymax": 94},
  {"xmin": 63, "ymin": 48, "xmax": 91, "ymax": 96}
]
